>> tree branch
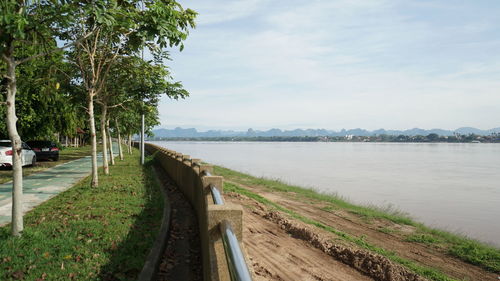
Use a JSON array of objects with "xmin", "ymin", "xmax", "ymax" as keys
[
  {"xmin": 15, "ymin": 28, "xmax": 96, "ymax": 65},
  {"xmin": 79, "ymin": 105, "xmax": 89, "ymax": 114},
  {"xmin": 108, "ymin": 99, "xmax": 132, "ymax": 109}
]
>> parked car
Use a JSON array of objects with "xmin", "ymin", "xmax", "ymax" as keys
[
  {"xmin": 0, "ymin": 140, "xmax": 37, "ymax": 167},
  {"xmin": 26, "ymin": 140, "xmax": 59, "ymax": 161}
]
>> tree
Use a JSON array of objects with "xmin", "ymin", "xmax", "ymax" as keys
[
  {"xmin": 65, "ymin": 0, "xmax": 195, "ymax": 187},
  {"xmin": 0, "ymin": 44, "xmax": 85, "ymax": 141},
  {"xmin": 1, "ymin": 0, "xmax": 195, "ymax": 235},
  {"xmin": 0, "ymin": 1, "xmax": 85, "ymax": 236},
  {"xmin": 108, "ymin": 55, "xmax": 189, "ymax": 156},
  {"xmin": 427, "ymin": 133, "xmax": 439, "ymax": 142}
]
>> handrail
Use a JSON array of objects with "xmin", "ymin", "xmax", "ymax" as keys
[
  {"xmin": 211, "ymin": 185, "xmax": 225, "ymax": 205},
  {"xmin": 220, "ymin": 220, "xmax": 253, "ymax": 281},
  {"xmin": 203, "ymin": 171, "xmax": 252, "ymax": 281},
  {"xmin": 204, "ymin": 171, "xmax": 225, "ymax": 205}
]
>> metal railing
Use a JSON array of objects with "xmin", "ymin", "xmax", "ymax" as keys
[
  {"xmin": 203, "ymin": 171, "xmax": 225, "ymax": 205},
  {"xmin": 211, "ymin": 185, "xmax": 224, "ymax": 205},
  {"xmin": 220, "ymin": 220, "xmax": 253, "ymax": 281},
  {"xmin": 203, "ymin": 171, "xmax": 252, "ymax": 281}
]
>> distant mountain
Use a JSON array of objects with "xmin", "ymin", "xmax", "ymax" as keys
[{"xmin": 151, "ymin": 127, "xmax": 500, "ymax": 138}]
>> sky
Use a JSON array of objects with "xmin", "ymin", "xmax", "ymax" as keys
[{"xmin": 158, "ymin": 0, "xmax": 500, "ymax": 131}]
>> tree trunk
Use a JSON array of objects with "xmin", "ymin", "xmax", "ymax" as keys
[
  {"xmin": 107, "ymin": 119, "xmax": 115, "ymax": 165},
  {"xmin": 115, "ymin": 119, "xmax": 124, "ymax": 160},
  {"xmin": 100, "ymin": 105, "xmax": 109, "ymax": 175},
  {"xmin": 88, "ymin": 94, "xmax": 99, "ymax": 187},
  {"xmin": 5, "ymin": 54, "xmax": 23, "ymax": 236},
  {"xmin": 128, "ymin": 134, "xmax": 132, "ymax": 154}
]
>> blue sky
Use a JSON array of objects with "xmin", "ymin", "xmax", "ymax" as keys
[{"xmin": 158, "ymin": 0, "xmax": 500, "ymax": 131}]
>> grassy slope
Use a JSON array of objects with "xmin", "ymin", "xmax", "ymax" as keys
[
  {"xmin": 0, "ymin": 150, "xmax": 163, "ymax": 280},
  {"xmin": 0, "ymin": 146, "xmax": 98, "ymax": 184},
  {"xmin": 215, "ymin": 166, "xmax": 500, "ymax": 275}
]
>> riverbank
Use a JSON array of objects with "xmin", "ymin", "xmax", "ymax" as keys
[{"xmin": 215, "ymin": 166, "xmax": 500, "ymax": 281}]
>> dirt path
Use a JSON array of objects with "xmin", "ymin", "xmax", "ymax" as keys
[
  {"xmin": 230, "ymin": 194, "xmax": 375, "ymax": 281},
  {"xmin": 226, "ymin": 180, "xmax": 498, "ymax": 281},
  {"xmin": 264, "ymin": 191, "xmax": 496, "ymax": 281},
  {"xmin": 156, "ymin": 175, "xmax": 202, "ymax": 281}
]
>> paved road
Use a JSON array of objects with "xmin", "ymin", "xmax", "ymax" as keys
[{"xmin": 0, "ymin": 146, "xmax": 117, "ymax": 226}]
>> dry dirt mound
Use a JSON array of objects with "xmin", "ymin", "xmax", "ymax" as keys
[
  {"xmin": 228, "ymin": 191, "xmax": 428, "ymax": 281},
  {"xmin": 227, "ymin": 179, "xmax": 498, "ymax": 281},
  {"xmin": 262, "ymin": 210, "xmax": 426, "ymax": 281},
  {"xmin": 239, "ymin": 201, "xmax": 374, "ymax": 280}
]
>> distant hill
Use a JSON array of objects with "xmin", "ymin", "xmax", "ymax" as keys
[{"xmin": 151, "ymin": 127, "xmax": 500, "ymax": 138}]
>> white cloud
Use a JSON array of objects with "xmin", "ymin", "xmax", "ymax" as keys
[
  {"xmin": 164, "ymin": 0, "xmax": 500, "ymax": 131},
  {"xmin": 187, "ymin": 0, "xmax": 265, "ymax": 25}
]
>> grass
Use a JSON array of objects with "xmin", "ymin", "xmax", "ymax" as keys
[
  {"xmin": 0, "ymin": 149, "xmax": 163, "ymax": 280},
  {"xmin": 224, "ymin": 182, "xmax": 456, "ymax": 281},
  {"xmin": 378, "ymin": 227, "xmax": 396, "ymax": 234},
  {"xmin": 216, "ymin": 165, "xmax": 500, "ymax": 274},
  {"xmin": 449, "ymin": 241, "xmax": 500, "ymax": 272},
  {"xmin": 0, "ymin": 145, "xmax": 97, "ymax": 184},
  {"xmin": 405, "ymin": 234, "xmax": 442, "ymax": 245}
]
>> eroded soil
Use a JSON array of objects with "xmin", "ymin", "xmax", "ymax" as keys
[
  {"xmin": 236, "ymin": 194, "xmax": 374, "ymax": 281},
  {"xmin": 225, "ymin": 181, "xmax": 498, "ymax": 281}
]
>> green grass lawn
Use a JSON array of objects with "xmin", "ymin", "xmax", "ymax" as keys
[
  {"xmin": 0, "ymin": 146, "xmax": 97, "ymax": 184},
  {"xmin": 0, "ymin": 150, "xmax": 163, "ymax": 280}
]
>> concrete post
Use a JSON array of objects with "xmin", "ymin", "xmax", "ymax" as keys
[
  {"xmin": 199, "ymin": 164, "xmax": 214, "ymax": 176},
  {"xmin": 206, "ymin": 204, "xmax": 244, "ymax": 281},
  {"xmin": 191, "ymin": 159, "xmax": 201, "ymax": 175},
  {"xmin": 202, "ymin": 175, "xmax": 224, "ymax": 205}
]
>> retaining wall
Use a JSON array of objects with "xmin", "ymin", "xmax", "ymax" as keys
[{"xmin": 144, "ymin": 142, "xmax": 253, "ymax": 281}]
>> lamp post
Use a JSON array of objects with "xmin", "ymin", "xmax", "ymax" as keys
[
  {"xmin": 140, "ymin": 113, "xmax": 145, "ymax": 164},
  {"xmin": 140, "ymin": 0, "xmax": 145, "ymax": 165}
]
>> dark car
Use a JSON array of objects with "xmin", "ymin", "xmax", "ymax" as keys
[{"xmin": 27, "ymin": 141, "xmax": 59, "ymax": 161}]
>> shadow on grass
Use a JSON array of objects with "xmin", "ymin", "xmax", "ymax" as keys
[{"xmin": 97, "ymin": 158, "xmax": 165, "ymax": 281}]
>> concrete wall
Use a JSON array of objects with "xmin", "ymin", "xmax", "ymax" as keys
[{"xmin": 144, "ymin": 143, "xmax": 253, "ymax": 281}]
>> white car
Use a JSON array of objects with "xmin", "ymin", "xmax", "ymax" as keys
[{"xmin": 0, "ymin": 140, "xmax": 37, "ymax": 167}]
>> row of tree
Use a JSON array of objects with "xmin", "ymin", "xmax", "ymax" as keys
[
  {"xmin": 1, "ymin": 1, "xmax": 196, "ymax": 236},
  {"xmin": 150, "ymin": 133, "xmax": 500, "ymax": 143}
]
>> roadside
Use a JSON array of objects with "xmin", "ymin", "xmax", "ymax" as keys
[
  {"xmin": 0, "ymin": 146, "xmax": 95, "ymax": 184},
  {"xmin": 0, "ymin": 149, "xmax": 163, "ymax": 280},
  {"xmin": 217, "ymin": 166, "xmax": 500, "ymax": 281},
  {"xmin": 0, "ymin": 144, "xmax": 113, "ymax": 226}
]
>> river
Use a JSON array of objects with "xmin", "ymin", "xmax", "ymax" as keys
[{"xmin": 151, "ymin": 141, "xmax": 500, "ymax": 246}]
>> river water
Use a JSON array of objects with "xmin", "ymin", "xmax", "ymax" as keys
[{"xmin": 151, "ymin": 141, "xmax": 500, "ymax": 246}]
